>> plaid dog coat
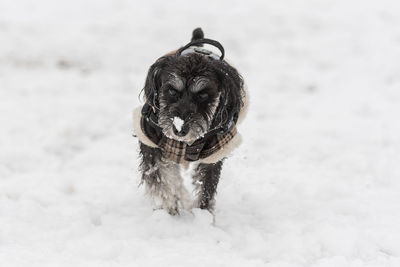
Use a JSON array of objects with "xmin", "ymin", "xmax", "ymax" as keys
[{"xmin": 140, "ymin": 114, "xmax": 238, "ymax": 163}]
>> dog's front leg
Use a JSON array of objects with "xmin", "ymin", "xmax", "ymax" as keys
[
  {"xmin": 193, "ymin": 160, "xmax": 223, "ymax": 212},
  {"xmin": 139, "ymin": 142, "xmax": 188, "ymax": 215}
]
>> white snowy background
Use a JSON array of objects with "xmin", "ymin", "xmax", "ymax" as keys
[{"xmin": 1, "ymin": 0, "xmax": 400, "ymax": 266}]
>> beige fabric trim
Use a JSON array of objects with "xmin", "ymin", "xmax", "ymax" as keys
[
  {"xmin": 132, "ymin": 107, "xmax": 158, "ymax": 148},
  {"xmin": 200, "ymin": 133, "xmax": 242, "ymax": 164},
  {"xmin": 237, "ymin": 83, "xmax": 249, "ymax": 125}
]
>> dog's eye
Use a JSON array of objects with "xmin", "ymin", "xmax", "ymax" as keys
[
  {"xmin": 168, "ymin": 88, "xmax": 178, "ymax": 97},
  {"xmin": 198, "ymin": 92, "xmax": 208, "ymax": 100}
]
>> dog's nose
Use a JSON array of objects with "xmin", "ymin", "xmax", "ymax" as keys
[{"xmin": 173, "ymin": 124, "xmax": 189, "ymax": 137}]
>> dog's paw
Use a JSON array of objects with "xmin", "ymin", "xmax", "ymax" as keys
[{"xmin": 167, "ymin": 206, "xmax": 179, "ymax": 216}]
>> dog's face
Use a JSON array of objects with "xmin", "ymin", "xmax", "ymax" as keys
[
  {"xmin": 158, "ymin": 70, "xmax": 221, "ymax": 143},
  {"xmin": 143, "ymin": 53, "xmax": 243, "ymax": 144}
]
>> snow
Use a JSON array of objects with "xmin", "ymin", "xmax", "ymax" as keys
[
  {"xmin": 1, "ymin": 0, "xmax": 400, "ymax": 266},
  {"xmin": 173, "ymin": 116, "xmax": 184, "ymax": 132}
]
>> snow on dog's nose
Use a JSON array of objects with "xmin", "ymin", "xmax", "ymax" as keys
[{"xmin": 172, "ymin": 117, "xmax": 188, "ymax": 137}]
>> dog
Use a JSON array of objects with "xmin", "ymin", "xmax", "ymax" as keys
[{"xmin": 133, "ymin": 28, "xmax": 247, "ymax": 215}]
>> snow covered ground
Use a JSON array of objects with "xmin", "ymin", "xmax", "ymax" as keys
[{"xmin": 1, "ymin": 0, "xmax": 400, "ymax": 266}]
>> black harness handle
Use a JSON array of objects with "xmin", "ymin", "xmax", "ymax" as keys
[{"xmin": 176, "ymin": 38, "xmax": 225, "ymax": 60}]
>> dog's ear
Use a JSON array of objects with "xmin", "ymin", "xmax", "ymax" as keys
[
  {"xmin": 212, "ymin": 61, "xmax": 245, "ymax": 128},
  {"xmin": 141, "ymin": 57, "xmax": 169, "ymax": 109}
]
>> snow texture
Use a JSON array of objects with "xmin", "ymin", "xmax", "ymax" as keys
[
  {"xmin": 173, "ymin": 116, "xmax": 184, "ymax": 132},
  {"xmin": 1, "ymin": 0, "xmax": 400, "ymax": 266}
]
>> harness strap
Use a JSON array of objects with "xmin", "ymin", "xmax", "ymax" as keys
[{"xmin": 176, "ymin": 38, "xmax": 225, "ymax": 60}]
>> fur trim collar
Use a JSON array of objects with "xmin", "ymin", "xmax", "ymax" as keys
[{"xmin": 133, "ymin": 106, "xmax": 243, "ymax": 163}]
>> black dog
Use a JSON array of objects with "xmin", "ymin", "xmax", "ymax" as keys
[{"xmin": 133, "ymin": 28, "xmax": 247, "ymax": 215}]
